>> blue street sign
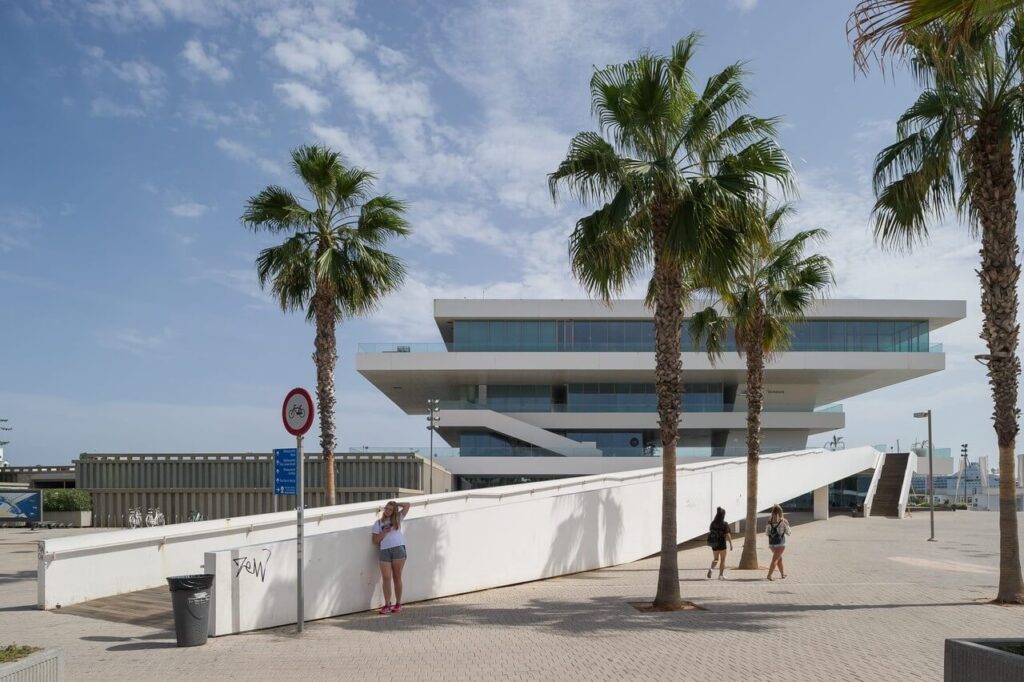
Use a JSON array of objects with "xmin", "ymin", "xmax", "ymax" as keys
[{"xmin": 274, "ymin": 448, "xmax": 297, "ymax": 495}]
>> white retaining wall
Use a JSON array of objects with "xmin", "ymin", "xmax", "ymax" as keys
[{"xmin": 205, "ymin": 447, "xmax": 881, "ymax": 635}]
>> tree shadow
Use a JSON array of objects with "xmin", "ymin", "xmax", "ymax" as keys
[{"xmin": 327, "ymin": 595, "xmax": 777, "ymax": 635}]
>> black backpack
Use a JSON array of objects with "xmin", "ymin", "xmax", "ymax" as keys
[{"xmin": 768, "ymin": 522, "xmax": 784, "ymax": 545}]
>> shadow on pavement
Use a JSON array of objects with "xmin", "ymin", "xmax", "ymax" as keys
[
  {"xmin": 106, "ymin": 641, "xmax": 178, "ymax": 651},
  {"xmin": 327, "ymin": 595, "xmax": 778, "ymax": 635}
]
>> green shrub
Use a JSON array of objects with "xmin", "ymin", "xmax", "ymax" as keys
[
  {"xmin": 0, "ymin": 644, "xmax": 41, "ymax": 663},
  {"xmin": 43, "ymin": 489, "xmax": 92, "ymax": 512}
]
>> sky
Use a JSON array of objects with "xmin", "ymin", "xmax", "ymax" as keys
[{"xmin": 0, "ymin": 0, "xmax": 1008, "ymax": 466}]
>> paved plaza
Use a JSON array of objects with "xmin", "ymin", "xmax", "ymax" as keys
[{"xmin": 2, "ymin": 511, "xmax": 1023, "ymax": 681}]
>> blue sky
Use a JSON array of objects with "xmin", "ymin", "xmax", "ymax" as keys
[{"xmin": 0, "ymin": 0, "xmax": 1001, "ymax": 465}]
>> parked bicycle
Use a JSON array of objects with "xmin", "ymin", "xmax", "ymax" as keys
[
  {"xmin": 127, "ymin": 507, "xmax": 142, "ymax": 529},
  {"xmin": 145, "ymin": 507, "xmax": 165, "ymax": 527},
  {"xmin": 188, "ymin": 510, "xmax": 204, "ymax": 522}
]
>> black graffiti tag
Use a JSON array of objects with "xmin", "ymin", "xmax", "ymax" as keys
[{"xmin": 233, "ymin": 548, "xmax": 272, "ymax": 582}]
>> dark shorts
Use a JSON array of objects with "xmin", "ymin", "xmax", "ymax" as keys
[
  {"xmin": 378, "ymin": 545, "xmax": 407, "ymax": 563},
  {"xmin": 711, "ymin": 543, "xmax": 727, "ymax": 552}
]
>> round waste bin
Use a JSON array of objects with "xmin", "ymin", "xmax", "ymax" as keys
[{"xmin": 167, "ymin": 574, "xmax": 214, "ymax": 647}]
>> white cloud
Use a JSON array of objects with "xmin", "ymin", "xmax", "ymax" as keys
[
  {"xmin": 215, "ymin": 138, "xmax": 283, "ymax": 174},
  {"xmin": 0, "ymin": 207, "xmax": 40, "ymax": 252},
  {"xmin": 82, "ymin": 0, "xmax": 244, "ymax": 29},
  {"xmin": 95, "ymin": 327, "xmax": 174, "ymax": 355},
  {"xmin": 730, "ymin": 0, "xmax": 759, "ymax": 11},
  {"xmin": 179, "ymin": 100, "xmax": 262, "ymax": 128},
  {"xmin": 170, "ymin": 202, "xmax": 208, "ymax": 218},
  {"xmin": 270, "ymin": 29, "xmax": 363, "ymax": 77},
  {"xmin": 309, "ymin": 124, "xmax": 379, "ymax": 168},
  {"xmin": 408, "ymin": 202, "xmax": 513, "ymax": 256},
  {"xmin": 181, "ymin": 39, "xmax": 232, "ymax": 82},
  {"xmin": 84, "ymin": 47, "xmax": 165, "ymax": 112},
  {"xmin": 90, "ymin": 97, "xmax": 144, "ymax": 118},
  {"xmin": 274, "ymin": 81, "xmax": 329, "ymax": 115}
]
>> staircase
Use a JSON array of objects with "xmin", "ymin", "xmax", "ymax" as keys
[{"xmin": 870, "ymin": 453, "xmax": 909, "ymax": 517}]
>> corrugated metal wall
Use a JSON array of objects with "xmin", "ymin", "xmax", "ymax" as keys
[{"xmin": 76, "ymin": 453, "xmax": 451, "ymax": 527}]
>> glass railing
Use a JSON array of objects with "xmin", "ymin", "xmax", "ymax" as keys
[
  {"xmin": 358, "ymin": 341, "xmax": 945, "ymax": 353},
  {"xmin": 434, "ymin": 400, "xmax": 843, "ymax": 414},
  {"xmin": 347, "ymin": 445, "xmax": 790, "ymax": 458}
]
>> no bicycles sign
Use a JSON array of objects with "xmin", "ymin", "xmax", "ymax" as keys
[{"xmin": 282, "ymin": 387, "xmax": 314, "ymax": 436}]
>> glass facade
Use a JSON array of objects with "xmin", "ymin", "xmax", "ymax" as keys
[
  {"xmin": 566, "ymin": 382, "xmax": 724, "ymax": 412},
  {"xmin": 452, "ymin": 319, "xmax": 931, "ymax": 352},
  {"xmin": 487, "ymin": 385, "xmax": 552, "ymax": 412},
  {"xmin": 563, "ymin": 431, "xmax": 646, "ymax": 456}
]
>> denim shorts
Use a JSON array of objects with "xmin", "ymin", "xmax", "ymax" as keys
[{"xmin": 378, "ymin": 545, "xmax": 407, "ymax": 562}]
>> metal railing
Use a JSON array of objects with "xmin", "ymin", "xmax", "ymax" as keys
[
  {"xmin": 358, "ymin": 341, "xmax": 946, "ymax": 354},
  {"xmin": 434, "ymin": 400, "xmax": 844, "ymax": 414}
]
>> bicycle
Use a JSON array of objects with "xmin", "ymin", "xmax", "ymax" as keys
[
  {"xmin": 127, "ymin": 507, "xmax": 142, "ymax": 529},
  {"xmin": 188, "ymin": 510, "xmax": 204, "ymax": 522},
  {"xmin": 145, "ymin": 507, "xmax": 165, "ymax": 527}
]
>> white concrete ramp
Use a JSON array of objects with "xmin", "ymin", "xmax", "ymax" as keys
[{"xmin": 38, "ymin": 447, "xmax": 882, "ymax": 634}]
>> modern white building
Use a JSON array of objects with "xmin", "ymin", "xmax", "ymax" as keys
[{"xmin": 357, "ymin": 298, "xmax": 965, "ymax": 488}]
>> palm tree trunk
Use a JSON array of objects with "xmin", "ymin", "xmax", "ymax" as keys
[
  {"xmin": 651, "ymin": 200, "xmax": 683, "ymax": 610},
  {"xmin": 739, "ymin": 310, "xmax": 765, "ymax": 570},
  {"xmin": 971, "ymin": 115, "xmax": 1024, "ymax": 604},
  {"xmin": 312, "ymin": 288, "xmax": 338, "ymax": 507}
]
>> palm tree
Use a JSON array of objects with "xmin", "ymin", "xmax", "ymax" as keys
[
  {"xmin": 826, "ymin": 435, "xmax": 846, "ymax": 451},
  {"xmin": 548, "ymin": 34, "xmax": 791, "ymax": 609},
  {"xmin": 243, "ymin": 145, "xmax": 409, "ymax": 506},
  {"xmin": 849, "ymin": 0, "xmax": 1017, "ymax": 70},
  {"xmin": 869, "ymin": 20, "xmax": 1024, "ymax": 603},
  {"xmin": 690, "ymin": 202, "xmax": 832, "ymax": 571}
]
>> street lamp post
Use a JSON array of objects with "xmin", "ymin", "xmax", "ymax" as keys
[
  {"xmin": 427, "ymin": 399, "xmax": 440, "ymax": 494},
  {"xmin": 914, "ymin": 410, "xmax": 936, "ymax": 541}
]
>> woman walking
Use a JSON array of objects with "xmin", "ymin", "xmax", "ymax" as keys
[
  {"xmin": 706, "ymin": 507, "xmax": 733, "ymax": 580},
  {"xmin": 766, "ymin": 504, "xmax": 791, "ymax": 580},
  {"xmin": 372, "ymin": 500, "xmax": 410, "ymax": 614}
]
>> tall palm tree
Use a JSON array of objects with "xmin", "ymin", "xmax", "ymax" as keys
[
  {"xmin": 690, "ymin": 202, "xmax": 832, "ymax": 571},
  {"xmin": 243, "ymin": 145, "xmax": 409, "ymax": 506},
  {"xmin": 869, "ymin": 19, "xmax": 1024, "ymax": 603},
  {"xmin": 549, "ymin": 34, "xmax": 791, "ymax": 609},
  {"xmin": 849, "ymin": 0, "xmax": 1016, "ymax": 70}
]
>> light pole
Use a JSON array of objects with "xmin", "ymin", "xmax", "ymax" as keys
[
  {"xmin": 426, "ymin": 399, "xmax": 440, "ymax": 494},
  {"xmin": 914, "ymin": 410, "xmax": 936, "ymax": 541}
]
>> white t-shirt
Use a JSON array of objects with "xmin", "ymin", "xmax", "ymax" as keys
[{"xmin": 372, "ymin": 512, "xmax": 406, "ymax": 550}]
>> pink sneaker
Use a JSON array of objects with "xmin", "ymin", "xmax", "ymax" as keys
[
  {"xmin": 391, "ymin": 603, "xmax": 402, "ymax": 613},
  {"xmin": 378, "ymin": 604, "xmax": 392, "ymax": 615}
]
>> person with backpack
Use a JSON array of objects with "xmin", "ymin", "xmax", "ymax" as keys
[
  {"xmin": 706, "ymin": 507, "xmax": 733, "ymax": 580},
  {"xmin": 766, "ymin": 504, "xmax": 791, "ymax": 580},
  {"xmin": 372, "ymin": 500, "xmax": 411, "ymax": 614}
]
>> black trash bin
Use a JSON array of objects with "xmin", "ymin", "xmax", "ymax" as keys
[{"xmin": 167, "ymin": 574, "xmax": 214, "ymax": 647}]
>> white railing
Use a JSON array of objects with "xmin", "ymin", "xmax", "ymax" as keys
[
  {"xmin": 897, "ymin": 453, "xmax": 917, "ymax": 519},
  {"xmin": 862, "ymin": 453, "xmax": 885, "ymax": 517},
  {"xmin": 38, "ymin": 447, "xmax": 882, "ymax": 615}
]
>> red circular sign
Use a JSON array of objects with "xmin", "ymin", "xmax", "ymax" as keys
[{"xmin": 282, "ymin": 387, "xmax": 315, "ymax": 436}]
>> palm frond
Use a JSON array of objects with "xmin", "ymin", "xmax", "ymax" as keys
[{"xmin": 242, "ymin": 186, "xmax": 313, "ymax": 233}]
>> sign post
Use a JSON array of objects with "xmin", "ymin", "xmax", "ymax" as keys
[{"xmin": 282, "ymin": 387, "xmax": 314, "ymax": 633}]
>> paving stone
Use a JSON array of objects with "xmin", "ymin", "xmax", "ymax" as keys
[{"xmin": 2, "ymin": 512, "xmax": 1022, "ymax": 680}]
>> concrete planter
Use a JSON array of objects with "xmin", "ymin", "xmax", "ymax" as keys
[
  {"xmin": 945, "ymin": 639, "xmax": 1024, "ymax": 681},
  {"xmin": 0, "ymin": 647, "xmax": 64, "ymax": 681},
  {"xmin": 43, "ymin": 511, "xmax": 91, "ymax": 527}
]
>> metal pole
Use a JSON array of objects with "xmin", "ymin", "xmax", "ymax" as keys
[
  {"xmin": 928, "ymin": 411, "xmax": 935, "ymax": 542},
  {"xmin": 429, "ymin": 419, "xmax": 434, "ymax": 495},
  {"xmin": 296, "ymin": 434, "xmax": 304, "ymax": 632}
]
